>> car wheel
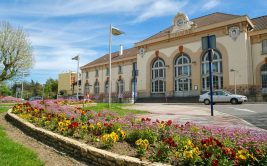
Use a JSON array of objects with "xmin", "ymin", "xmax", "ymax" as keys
[
  {"xmin": 204, "ymin": 99, "xmax": 210, "ymax": 105},
  {"xmin": 231, "ymin": 98, "xmax": 238, "ymax": 104}
]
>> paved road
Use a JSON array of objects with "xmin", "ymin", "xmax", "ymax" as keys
[
  {"xmin": 126, "ymin": 103, "xmax": 265, "ymax": 130},
  {"xmin": 210, "ymin": 103, "xmax": 267, "ymax": 130}
]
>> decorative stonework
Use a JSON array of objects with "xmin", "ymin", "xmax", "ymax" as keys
[
  {"xmin": 171, "ymin": 12, "xmax": 193, "ymax": 33},
  {"xmin": 228, "ymin": 26, "xmax": 240, "ymax": 40},
  {"xmin": 5, "ymin": 110, "xmax": 169, "ymax": 166}
]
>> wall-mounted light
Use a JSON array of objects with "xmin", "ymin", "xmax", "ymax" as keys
[
  {"xmin": 165, "ymin": 65, "xmax": 170, "ymax": 67},
  {"xmin": 192, "ymin": 61, "xmax": 197, "ymax": 64}
]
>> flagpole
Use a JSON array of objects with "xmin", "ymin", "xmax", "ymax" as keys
[
  {"xmin": 77, "ymin": 55, "xmax": 79, "ymax": 100},
  {"xmin": 109, "ymin": 24, "xmax": 112, "ymax": 108}
]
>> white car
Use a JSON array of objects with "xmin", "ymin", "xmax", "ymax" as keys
[{"xmin": 199, "ymin": 90, "xmax": 248, "ymax": 105}]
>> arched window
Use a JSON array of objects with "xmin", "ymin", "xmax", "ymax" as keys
[
  {"xmin": 117, "ymin": 79, "xmax": 124, "ymax": 98},
  {"xmin": 174, "ymin": 54, "xmax": 192, "ymax": 94},
  {"xmin": 201, "ymin": 50, "xmax": 223, "ymax": 90},
  {"xmin": 151, "ymin": 59, "xmax": 165, "ymax": 93},
  {"xmin": 84, "ymin": 83, "xmax": 90, "ymax": 95},
  {"xmin": 261, "ymin": 64, "xmax": 267, "ymax": 91},
  {"xmin": 104, "ymin": 80, "xmax": 109, "ymax": 94},
  {"xmin": 94, "ymin": 81, "xmax": 100, "ymax": 95}
]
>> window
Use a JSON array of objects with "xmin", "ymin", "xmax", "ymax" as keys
[
  {"xmin": 117, "ymin": 79, "xmax": 124, "ymax": 98},
  {"xmin": 94, "ymin": 81, "xmax": 100, "ymax": 95},
  {"xmin": 261, "ymin": 64, "xmax": 267, "ymax": 90},
  {"xmin": 151, "ymin": 59, "xmax": 165, "ymax": 93},
  {"xmin": 106, "ymin": 68, "xmax": 110, "ymax": 76},
  {"xmin": 202, "ymin": 35, "xmax": 216, "ymax": 50},
  {"xmin": 105, "ymin": 80, "xmax": 109, "ymax": 94},
  {"xmin": 95, "ymin": 69, "xmax": 99, "ymax": 77},
  {"xmin": 201, "ymin": 50, "xmax": 223, "ymax": 90},
  {"xmin": 174, "ymin": 54, "xmax": 192, "ymax": 92},
  {"xmin": 262, "ymin": 40, "xmax": 267, "ymax": 54},
  {"xmin": 118, "ymin": 65, "xmax": 122, "ymax": 74},
  {"xmin": 84, "ymin": 83, "xmax": 90, "ymax": 95},
  {"xmin": 85, "ymin": 71, "xmax": 89, "ymax": 79}
]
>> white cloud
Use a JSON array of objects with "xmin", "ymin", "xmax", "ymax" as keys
[
  {"xmin": 133, "ymin": 0, "xmax": 188, "ymax": 23},
  {"xmin": 201, "ymin": 0, "xmax": 221, "ymax": 11}
]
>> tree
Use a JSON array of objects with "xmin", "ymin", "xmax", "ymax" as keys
[
  {"xmin": 0, "ymin": 82, "xmax": 11, "ymax": 96},
  {"xmin": 0, "ymin": 21, "xmax": 33, "ymax": 81},
  {"xmin": 44, "ymin": 78, "xmax": 58, "ymax": 99}
]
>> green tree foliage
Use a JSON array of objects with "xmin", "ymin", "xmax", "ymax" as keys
[
  {"xmin": 0, "ymin": 82, "xmax": 11, "ymax": 96},
  {"xmin": 0, "ymin": 21, "xmax": 33, "ymax": 81},
  {"xmin": 44, "ymin": 78, "xmax": 58, "ymax": 99}
]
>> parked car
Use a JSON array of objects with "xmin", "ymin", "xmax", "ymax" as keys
[
  {"xmin": 199, "ymin": 90, "xmax": 248, "ymax": 105},
  {"xmin": 28, "ymin": 96, "xmax": 43, "ymax": 101}
]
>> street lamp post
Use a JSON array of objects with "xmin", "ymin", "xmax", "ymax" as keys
[
  {"xmin": 72, "ymin": 55, "xmax": 80, "ymax": 100},
  {"xmin": 108, "ymin": 25, "xmax": 124, "ymax": 108},
  {"xmin": 230, "ymin": 69, "xmax": 237, "ymax": 94},
  {"xmin": 21, "ymin": 72, "xmax": 28, "ymax": 99}
]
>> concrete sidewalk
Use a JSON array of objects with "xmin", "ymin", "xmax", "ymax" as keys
[{"xmin": 124, "ymin": 103, "xmax": 264, "ymax": 131}]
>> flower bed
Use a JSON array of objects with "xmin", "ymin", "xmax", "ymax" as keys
[
  {"xmin": 11, "ymin": 101, "xmax": 267, "ymax": 165},
  {"xmin": 0, "ymin": 96, "xmax": 23, "ymax": 103}
]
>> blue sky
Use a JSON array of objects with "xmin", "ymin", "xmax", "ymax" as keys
[{"xmin": 0, "ymin": 0, "xmax": 266, "ymax": 84}]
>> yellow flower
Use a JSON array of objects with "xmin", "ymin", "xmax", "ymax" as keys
[
  {"xmin": 249, "ymin": 153, "xmax": 256, "ymax": 161},
  {"xmin": 81, "ymin": 124, "xmax": 87, "ymax": 130},
  {"xmin": 184, "ymin": 150, "xmax": 193, "ymax": 158},
  {"xmin": 97, "ymin": 122, "xmax": 102, "ymax": 128},
  {"xmin": 135, "ymin": 139, "xmax": 149, "ymax": 150},
  {"xmin": 89, "ymin": 124, "xmax": 95, "ymax": 130},
  {"xmin": 110, "ymin": 132, "xmax": 119, "ymax": 143},
  {"xmin": 239, "ymin": 154, "xmax": 247, "ymax": 160},
  {"xmin": 117, "ymin": 128, "xmax": 121, "ymax": 132},
  {"xmin": 135, "ymin": 139, "xmax": 142, "ymax": 146},
  {"xmin": 120, "ymin": 131, "xmax": 126, "ymax": 139},
  {"xmin": 193, "ymin": 147, "xmax": 201, "ymax": 155},
  {"xmin": 58, "ymin": 121, "xmax": 64, "ymax": 127}
]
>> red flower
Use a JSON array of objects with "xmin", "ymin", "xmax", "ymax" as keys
[
  {"xmin": 212, "ymin": 159, "xmax": 219, "ymax": 166},
  {"xmin": 141, "ymin": 118, "xmax": 145, "ymax": 121},
  {"xmin": 204, "ymin": 152, "xmax": 212, "ymax": 158},
  {"xmin": 166, "ymin": 120, "xmax": 172, "ymax": 126},
  {"xmin": 157, "ymin": 150, "xmax": 161, "ymax": 156},
  {"xmin": 146, "ymin": 117, "xmax": 151, "ymax": 121},
  {"xmin": 104, "ymin": 123, "xmax": 113, "ymax": 127},
  {"xmin": 174, "ymin": 124, "xmax": 179, "ymax": 129},
  {"xmin": 164, "ymin": 137, "xmax": 177, "ymax": 147}
]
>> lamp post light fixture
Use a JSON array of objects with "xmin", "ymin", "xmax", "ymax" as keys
[{"xmin": 230, "ymin": 69, "xmax": 237, "ymax": 94}]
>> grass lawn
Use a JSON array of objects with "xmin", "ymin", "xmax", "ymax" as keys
[
  {"xmin": 0, "ymin": 106, "xmax": 10, "ymax": 113},
  {"xmin": 0, "ymin": 107, "xmax": 44, "ymax": 166},
  {"xmin": 0, "ymin": 127, "xmax": 44, "ymax": 166},
  {"xmin": 84, "ymin": 103, "xmax": 147, "ymax": 116},
  {"xmin": 0, "ymin": 103, "xmax": 16, "ymax": 107}
]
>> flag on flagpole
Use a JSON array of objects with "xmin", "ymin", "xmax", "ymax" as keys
[
  {"xmin": 111, "ymin": 26, "xmax": 124, "ymax": 36},
  {"xmin": 72, "ymin": 55, "xmax": 79, "ymax": 60}
]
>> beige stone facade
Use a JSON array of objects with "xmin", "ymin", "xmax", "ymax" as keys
[
  {"xmin": 58, "ymin": 72, "xmax": 81, "ymax": 96},
  {"xmin": 81, "ymin": 12, "xmax": 267, "ymax": 101}
]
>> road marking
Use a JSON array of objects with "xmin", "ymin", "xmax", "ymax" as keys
[{"xmin": 229, "ymin": 107, "xmax": 256, "ymax": 113}]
